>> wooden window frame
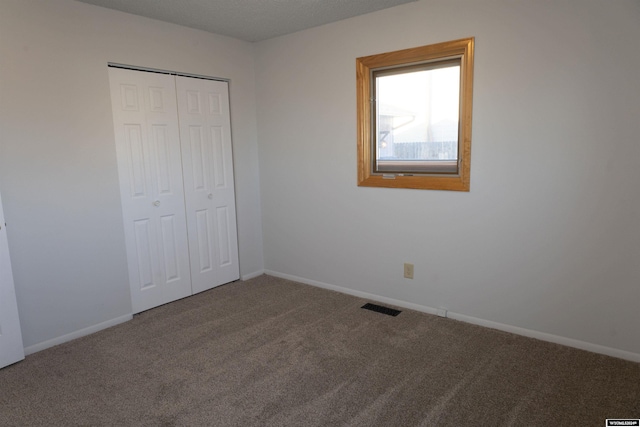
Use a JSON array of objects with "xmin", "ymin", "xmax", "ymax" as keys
[{"xmin": 356, "ymin": 37, "xmax": 475, "ymax": 191}]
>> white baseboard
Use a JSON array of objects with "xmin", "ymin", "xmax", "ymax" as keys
[
  {"xmin": 23, "ymin": 270, "xmax": 264, "ymax": 356},
  {"xmin": 264, "ymin": 270, "xmax": 640, "ymax": 363},
  {"xmin": 241, "ymin": 269, "xmax": 265, "ymax": 281},
  {"xmin": 24, "ymin": 314, "xmax": 133, "ymax": 356}
]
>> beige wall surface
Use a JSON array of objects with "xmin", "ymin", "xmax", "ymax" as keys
[
  {"xmin": 0, "ymin": 0, "xmax": 264, "ymax": 349},
  {"xmin": 255, "ymin": 0, "xmax": 640, "ymax": 356},
  {"xmin": 2, "ymin": 0, "xmax": 639, "ymax": 359}
]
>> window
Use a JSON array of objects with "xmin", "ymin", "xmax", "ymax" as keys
[{"xmin": 356, "ymin": 37, "xmax": 474, "ymax": 191}]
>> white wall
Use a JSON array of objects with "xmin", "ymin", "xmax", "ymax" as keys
[
  {"xmin": 256, "ymin": 0, "xmax": 640, "ymax": 357},
  {"xmin": 0, "ymin": 0, "xmax": 264, "ymax": 350},
  {"xmin": 2, "ymin": 0, "xmax": 639, "ymax": 360}
]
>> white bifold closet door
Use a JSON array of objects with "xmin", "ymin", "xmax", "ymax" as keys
[
  {"xmin": 108, "ymin": 68, "xmax": 239, "ymax": 314},
  {"xmin": 0, "ymin": 192, "xmax": 24, "ymax": 369},
  {"xmin": 176, "ymin": 76, "xmax": 240, "ymax": 294}
]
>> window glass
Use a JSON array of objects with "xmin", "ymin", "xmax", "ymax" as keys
[{"xmin": 375, "ymin": 62, "xmax": 461, "ymax": 174}]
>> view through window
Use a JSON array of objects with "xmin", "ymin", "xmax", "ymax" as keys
[{"xmin": 375, "ymin": 61, "xmax": 460, "ymax": 174}]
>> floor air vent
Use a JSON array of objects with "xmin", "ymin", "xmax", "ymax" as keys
[{"xmin": 361, "ymin": 303, "xmax": 401, "ymax": 317}]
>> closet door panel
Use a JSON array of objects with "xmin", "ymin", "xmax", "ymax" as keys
[
  {"xmin": 177, "ymin": 77, "xmax": 240, "ymax": 294},
  {"xmin": 0, "ymin": 192, "xmax": 24, "ymax": 369},
  {"xmin": 109, "ymin": 68, "xmax": 192, "ymax": 313}
]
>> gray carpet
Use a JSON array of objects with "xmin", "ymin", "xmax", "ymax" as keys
[{"xmin": 0, "ymin": 275, "xmax": 638, "ymax": 426}]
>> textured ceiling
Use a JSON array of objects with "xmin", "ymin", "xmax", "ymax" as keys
[{"xmin": 76, "ymin": 0, "xmax": 417, "ymax": 42}]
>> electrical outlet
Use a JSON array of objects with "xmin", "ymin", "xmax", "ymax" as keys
[{"xmin": 403, "ymin": 263, "xmax": 414, "ymax": 279}]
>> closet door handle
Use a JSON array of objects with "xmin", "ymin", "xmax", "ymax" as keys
[
  {"xmin": 153, "ymin": 200, "xmax": 161, "ymax": 207},
  {"xmin": 208, "ymin": 193, "xmax": 213, "ymax": 200}
]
